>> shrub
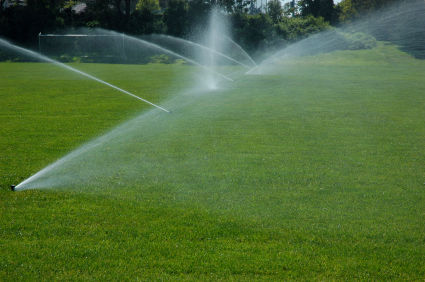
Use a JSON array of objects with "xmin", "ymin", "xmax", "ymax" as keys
[{"xmin": 342, "ymin": 32, "xmax": 377, "ymax": 50}]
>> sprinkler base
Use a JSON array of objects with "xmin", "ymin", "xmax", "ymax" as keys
[{"xmin": 10, "ymin": 185, "xmax": 15, "ymax": 191}]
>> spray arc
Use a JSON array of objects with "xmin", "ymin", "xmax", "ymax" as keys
[
  {"xmin": 6, "ymin": 12, "xmax": 255, "ymax": 191},
  {"xmin": 0, "ymin": 38, "xmax": 171, "ymax": 113}
]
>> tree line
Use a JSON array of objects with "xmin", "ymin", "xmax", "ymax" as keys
[{"xmin": 0, "ymin": 0, "xmax": 416, "ymax": 58}]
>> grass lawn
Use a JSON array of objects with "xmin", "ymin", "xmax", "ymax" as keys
[{"xmin": 1, "ymin": 44, "xmax": 424, "ymax": 280}]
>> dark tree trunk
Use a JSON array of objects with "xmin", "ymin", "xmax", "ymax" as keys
[
  {"xmin": 125, "ymin": 0, "xmax": 131, "ymax": 17},
  {"xmin": 114, "ymin": 0, "xmax": 122, "ymax": 14}
]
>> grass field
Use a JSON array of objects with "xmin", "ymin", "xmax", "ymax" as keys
[{"xmin": 1, "ymin": 44, "xmax": 425, "ymax": 280}]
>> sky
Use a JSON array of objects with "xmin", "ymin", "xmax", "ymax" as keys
[{"xmin": 281, "ymin": 0, "xmax": 343, "ymax": 3}]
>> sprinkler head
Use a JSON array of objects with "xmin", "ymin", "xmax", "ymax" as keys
[{"xmin": 10, "ymin": 185, "xmax": 15, "ymax": 191}]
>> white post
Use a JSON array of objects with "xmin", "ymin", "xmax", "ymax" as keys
[{"xmin": 38, "ymin": 32, "xmax": 42, "ymax": 53}]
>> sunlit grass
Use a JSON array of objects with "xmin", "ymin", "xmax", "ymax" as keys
[{"xmin": 1, "ymin": 45, "xmax": 425, "ymax": 280}]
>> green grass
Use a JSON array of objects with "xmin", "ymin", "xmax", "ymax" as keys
[{"xmin": 1, "ymin": 45, "xmax": 425, "ymax": 280}]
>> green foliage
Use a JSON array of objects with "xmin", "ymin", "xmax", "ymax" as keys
[
  {"xmin": 58, "ymin": 54, "xmax": 73, "ymax": 62},
  {"xmin": 0, "ymin": 0, "xmax": 342, "ymax": 58},
  {"xmin": 341, "ymin": 31, "xmax": 377, "ymax": 50},
  {"xmin": 334, "ymin": 0, "xmax": 425, "ymax": 58},
  {"xmin": 283, "ymin": 1, "xmax": 298, "ymax": 17},
  {"xmin": 299, "ymin": 0, "xmax": 335, "ymax": 23},
  {"xmin": 267, "ymin": 0, "xmax": 283, "ymax": 24},
  {"xmin": 236, "ymin": 13, "xmax": 273, "ymax": 52},
  {"xmin": 336, "ymin": 0, "xmax": 400, "ymax": 22},
  {"xmin": 136, "ymin": 0, "xmax": 160, "ymax": 12},
  {"xmin": 149, "ymin": 54, "xmax": 173, "ymax": 63},
  {"xmin": 186, "ymin": 0, "xmax": 211, "ymax": 34},
  {"xmin": 231, "ymin": 13, "xmax": 330, "ymax": 57},
  {"xmin": 337, "ymin": 0, "xmax": 357, "ymax": 22},
  {"xmin": 164, "ymin": 0, "xmax": 187, "ymax": 36},
  {"xmin": 129, "ymin": 8, "xmax": 164, "ymax": 34},
  {"xmin": 277, "ymin": 15, "xmax": 329, "ymax": 41},
  {"xmin": 62, "ymin": 0, "xmax": 78, "ymax": 9},
  {"xmin": 86, "ymin": 20, "xmax": 101, "ymax": 28},
  {"xmin": 2, "ymin": 0, "xmax": 418, "ymax": 64}
]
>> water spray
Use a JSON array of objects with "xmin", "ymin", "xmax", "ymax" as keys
[
  {"xmin": 0, "ymin": 38, "xmax": 171, "ymax": 113},
  {"xmin": 7, "ymin": 17, "xmax": 250, "ymax": 191},
  {"xmin": 112, "ymin": 32, "xmax": 234, "ymax": 83},
  {"xmin": 150, "ymin": 34, "xmax": 252, "ymax": 69},
  {"xmin": 223, "ymin": 35, "xmax": 257, "ymax": 67}
]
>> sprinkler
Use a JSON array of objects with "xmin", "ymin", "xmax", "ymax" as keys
[{"xmin": 10, "ymin": 185, "xmax": 15, "ymax": 191}]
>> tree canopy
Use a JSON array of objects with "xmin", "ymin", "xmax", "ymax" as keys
[{"xmin": 0, "ymin": 0, "xmax": 420, "ymax": 58}]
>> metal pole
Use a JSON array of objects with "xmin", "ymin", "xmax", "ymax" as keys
[
  {"xmin": 122, "ymin": 33, "xmax": 126, "ymax": 60},
  {"xmin": 38, "ymin": 32, "xmax": 41, "ymax": 53}
]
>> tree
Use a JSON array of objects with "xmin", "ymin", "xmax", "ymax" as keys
[
  {"xmin": 136, "ymin": 0, "xmax": 160, "ymax": 11},
  {"xmin": 318, "ymin": 0, "xmax": 334, "ymax": 23},
  {"xmin": 336, "ymin": 0, "xmax": 356, "ymax": 22},
  {"xmin": 336, "ymin": 0, "xmax": 402, "ymax": 22},
  {"xmin": 299, "ymin": 0, "xmax": 319, "ymax": 17},
  {"xmin": 129, "ymin": 0, "xmax": 163, "ymax": 34},
  {"xmin": 283, "ymin": 1, "xmax": 298, "ymax": 17},
  {"xmin": 216, "ymin": 0, "xmax": 237, "ymax": 13},
  {"xmin": 114, "ymin": 0, "xmax": 138, "ymax": 27},
  {"xmin": 164, "ymin": 0, "xmax": 187, "ymax": 36},
  {"xmin": 299, "ymin": 0, "xmax": 335, "ymax": 23},
  {"xmin": 267, "ymin": 0, "xmax": 283, "ymax": 23},
  {"xmin": 186, "ymin": 0, "xmax": 211, "ymax": 34}
]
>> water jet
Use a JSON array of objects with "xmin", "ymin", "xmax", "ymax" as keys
[
  {"xmin": 0, "ymin": 38, "xmax": 171, "ymax": 113},
  {"xmin": 101, "ymin": 30, "xmax": 234, "ymax": 83},
  {"xmin": 144, "ymin": 34, "xmax": 253, "ymax": 69}
]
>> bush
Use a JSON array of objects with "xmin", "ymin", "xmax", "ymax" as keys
[
  {"xmin": 340, "ymin": 31, "xmax": 377, "ymax": 50},
  {"xmin": 149, "ymin": 54, "xmax": 173, "ymax": 64}
]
